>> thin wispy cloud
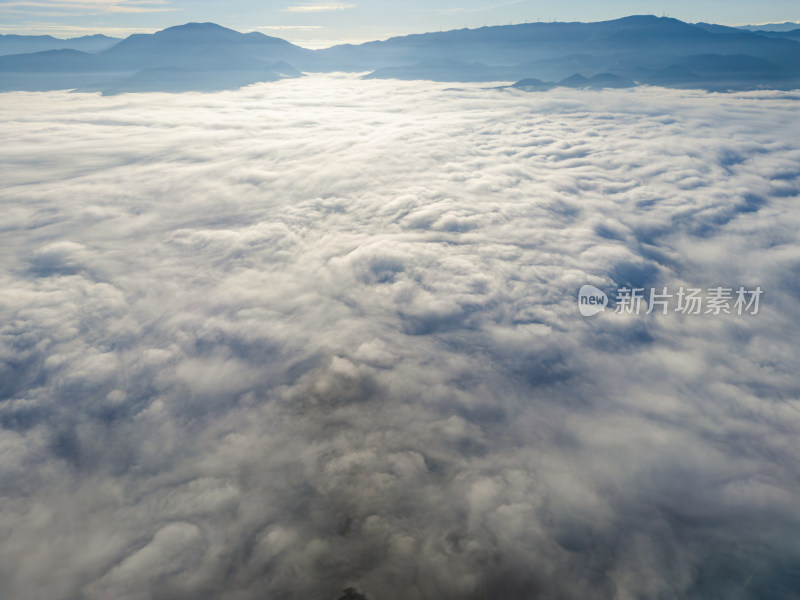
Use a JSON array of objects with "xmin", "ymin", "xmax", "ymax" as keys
[
  {"xmin": 284, "ymin": 3, "xmax": 355, "ymax": 13},
  {"xmin": 0, "ymin": 21, "xmax": 157, "ymax": 34},
  {"xmin": 0, "ymin": 0, "xmax": 172, "ymax": 15},
  {"xmin": 412, "ymin": 0, "xmax": 527, "ymax": 15},
  {"xmin": 255, "ymin": 24, "xmax": 324, "ymax": 30}
]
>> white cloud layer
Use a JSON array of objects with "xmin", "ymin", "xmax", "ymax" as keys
[{"xmin": 1, "ymin": 76, "xmax": 799, "ymax": 599}]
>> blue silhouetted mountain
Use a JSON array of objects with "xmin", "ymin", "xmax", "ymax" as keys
[
  {"xmin": 0, "ymin": 22, "xmax": 309, "ymax": 92},
  {"xmin": 0, "ymin": 49, "xmax": 100, "ymax": 72},
  {"xmin": 352, "ymin": 16, "xmax": 800, "ymax": 89},
  {"xmin": 2, "ymin": 16, "xmax": 800, "ymax": 92},
  {"xmin": 737, "ymin": 22, "xmax": 800, "ymax": 32},
  {"xmin": 99, "ymin": 22, "xmax": 312, "ymax": 70},
  {"xmin": 636, "ymin": 54, "xmax": 788, "ymax": 90},
  {"xmin": 585, "ymin": 72, "xmax": 637, "ymax": 88},
  {"xmin": 693, "ymin": 23, "xmax": 756, "ymax": 36},
  {"xmin": 694, "ymin": 22, "xmax": 800, "ymax": 42},
  {"xmin": 510, "ymin": 72, "xmax": 636, "ymax": 92},
  {"xmin": 511, "ymin": 78, "xmax": 555, "ymax": 91},
  {"xmin": 557, "ymin": 73, "xmax": 591, "ymax": 88},
  {"xmin": 747, "ymin": 29, "xmax": 800, "ymax": 41},
  {"xmin": 0, "ymin": 33, "xmax": 120, "ymax": 56},
  {"xmin": 326, "ymin": 16, "xmax": 800, "ymax": 70}
]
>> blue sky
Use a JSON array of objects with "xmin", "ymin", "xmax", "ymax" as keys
[{"xmin": 0, "ymin": 0, "xmax": 798, "ymax": 46}]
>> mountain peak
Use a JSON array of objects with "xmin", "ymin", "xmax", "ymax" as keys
[
  {"xmin": 614, "ymin": 15, "xmax": 683, "ymax": 24},
  {"xmin": 616, "ymin": 15, "xmax": 662, "ymax": 22},
  {"xmin": 162, "ymin": 22, "xmax": 232, "ymax": 32},
  {"xmin": 559, "ymin": 73, "xmax": 590, "ymax": 87},
  {"xmin": 155, "ymin": 22, "xmax": 241, "ymax": 40}
]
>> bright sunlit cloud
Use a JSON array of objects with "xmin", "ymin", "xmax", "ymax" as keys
[{"xmin": 284, "ymin": 3, "xmax": 355, "ymax": 13}]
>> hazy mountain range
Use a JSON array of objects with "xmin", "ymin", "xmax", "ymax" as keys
[
  {"xmin": 0, "ymin": 33, "xmax": 120, "ymax": 56},
  {"xmin": 1, "ymin": 16, "xmax": 799, "ymax": 93},
  {"xmin": 736, "ymin": 21, "xmax": 800, "ymax": 32}
]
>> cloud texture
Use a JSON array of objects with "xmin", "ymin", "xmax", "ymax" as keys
[{"xmin": 1, "ymin": 76, "xmax": 799, "ymax": 600}]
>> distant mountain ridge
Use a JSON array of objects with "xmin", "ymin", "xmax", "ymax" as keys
[
  {"xmin": 1, "ymin": 17, "xmax": 799, "ymax": 93},
  {"xmin": 0, "ymin": 22, "xmax": 310, "ymax": 93},
  {"xmin": 319, "ymin": 16, "xmax": 799, "ymax": 67},
  {"xmin": 510, "ymin": 72, "xmax": 636, "ymax": 91},
  {"xmin": 736, "ymin": 22, "xmax": 800, "ymax": 32},
  {"xmin": 347, "ymin": 16, "xmax": 800, "ymax": 90},
  {"xmin": 0, "ymin": 33, "xmax": 120, "ymax": 56}
]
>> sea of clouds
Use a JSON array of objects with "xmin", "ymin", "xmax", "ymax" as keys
[{"xmin": 1, "ymin": 75, "xmax": 799, "ymax": 600}]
